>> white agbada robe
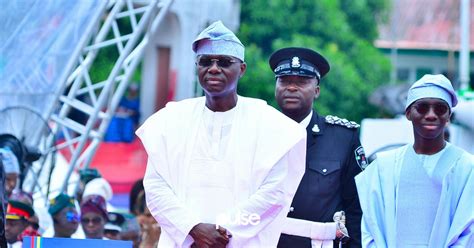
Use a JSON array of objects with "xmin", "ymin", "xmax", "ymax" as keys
[
  {"xmin": 137, "ymin": 96, "xmax": 306, "ymax": 248},
  {"xmin": 355, "ymin": 143, "xmax": 474, "ymax": 248}
]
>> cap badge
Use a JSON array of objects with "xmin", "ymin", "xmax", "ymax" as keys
[
  {"xmin": 312, "ymin": 124, "xmax": 320, "ymax": 133},
  {"xmin": 291, "ymin": 56, "xmax": 301, "ymax": 68}
]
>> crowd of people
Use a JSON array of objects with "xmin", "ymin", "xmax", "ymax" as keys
[
  {"xmin": 0, "ymin": 20, "xmax": 472, "ymax": 248},
  {"xmin": 0, "ymin": 164, "xmax": 159, "ymax": 248}
]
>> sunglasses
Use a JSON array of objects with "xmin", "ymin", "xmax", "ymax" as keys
[
  {"xmin": 412, "ymin": 102, "xmax": 449, "ymax": 116},
  {"xmin": 66, "ymin": 211, "xmax": 80, "ymax": 223},
  {"xmin": 81, "ymin": 216, "xmax": 103, "ymax": 225},
  {"xmin": 197, "ymin": 56, "xmax": 239, "ymax": 68}
]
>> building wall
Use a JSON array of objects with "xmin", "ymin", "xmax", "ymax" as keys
[
  {"xmin": 381, "ymin": 49, "xmax": 474, "ymax": 88},
  {"xmin": 140, "ymin": 0, "xmax": 241, "ymax": 122}
]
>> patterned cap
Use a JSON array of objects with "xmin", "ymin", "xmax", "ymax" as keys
[
  {"xmin": 48, "ymin": 193, "xmax": 76, "ymax": 216},
  {"xmin": 406, "ymin": 74, "xmax": 458, "ymax": 110},
  {"xmin": 192, "ymin": 20, "xmax": 245, "ymax": 61},
  {"xmin": 80, "ymin": 195, "xmax": 108, "ymax": 221}
]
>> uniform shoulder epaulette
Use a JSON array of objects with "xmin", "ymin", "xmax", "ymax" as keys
[{"xmin": 325, "ymin": 115, "xmax": 360, "ymax": 129}]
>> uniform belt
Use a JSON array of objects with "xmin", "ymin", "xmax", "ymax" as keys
[{"xmin": 282, "ymin": 217, "xmax": 336, "ymax": 248}]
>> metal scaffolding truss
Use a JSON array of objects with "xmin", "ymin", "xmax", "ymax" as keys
[{"xmin": 27, "ymin": 0, "xmax": 173, "ymax": 197}]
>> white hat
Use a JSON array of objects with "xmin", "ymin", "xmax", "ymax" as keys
[
  {"xmin": 82, "ymin": 178, "xmax": 113, "ymax": 201},
  {"xmin": 0, "ymin": 148, "xmax": 20, "ymax": 174},
  {"xmin": 405, "ymin": 74, "xmax": 458, "ymax": 110},
  {"xmin": 192, "ymin": 20, "xmax": 245, "ymax": 61}
]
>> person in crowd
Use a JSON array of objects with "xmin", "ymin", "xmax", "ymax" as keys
[
  {"xmin": 119, "ymin": 83, "xmax": 140, "ymax": 127},
  {"xmin": 270, "ymin": 47, "xmax": 364, "ymax": 247},
  {"xmin": 80, "ymin": 194, "xmax": 108, "ymax": 240},
  {"xmin": 76, "ymin": 168, "xmax": 102, "ymax": 203},
  {"xmin": 48, "ymin": 193, "xmax": 79, "ymax": 238},
  {"xmin": 356, "ymin": 74, "xmax": 474, "ymax": 247},
  {"xmin": 5, "ymin": 200, "xmax": 35, "ymax": 248},
  {"xmin": 129, "ymin": 179, "xmax": 145, "ymax": 215},
  {"xmin": 136, "ymin": 21, "xmax": 306, "ymax": 247},
  {"xmin": 104, "ymin": 212, "xmax": 125, "ymax": 240},
  {"xmin": 129, "ymin": 179, "xmax": 160, "ymax": 247},
  {"xmin": 120, "ymin": 213, "xmax": 142, "ymax": 248},
  {"xmin": 0, "ymin": 148, "xmax": 20, "ymax": 198},
  {"xmin": 8, "ymin": 190, "xmax": 41, "ymax": 240},
  {"xmin": 20, "ymin": 215, "xmax": 41, "ymax": 239},
  {"xmin": 82, "ymin": 177, "xmax": 115, "ymax": 211},
  {"xmin": 105, "ymin": 84, "xmax": 141, "ymax": 143},
  {"xmin": 0, "ymin": 159, "xmax": 7, "ymax": 247}
]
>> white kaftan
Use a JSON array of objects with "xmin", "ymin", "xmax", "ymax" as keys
[
  {"xmin": 355, "ymin": 143, "xmax": 474, "ymax": 248},
  {"xmin": 137, "ymin": 96, "xmax": 306, "ymax": 247}
]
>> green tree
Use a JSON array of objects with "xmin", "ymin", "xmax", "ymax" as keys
[{"xmin": 238, "ymin": 0, "xmax": 391, "ymax": 122}]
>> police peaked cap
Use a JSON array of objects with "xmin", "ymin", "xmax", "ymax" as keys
[{"xmin": 269, "ymin": 47, "xmax": 330, "ymax": 80}]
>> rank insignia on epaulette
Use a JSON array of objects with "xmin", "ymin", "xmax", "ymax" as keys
[{"xmin": 325, "ymin": 115, "xmax": 360, "ymax": 129}]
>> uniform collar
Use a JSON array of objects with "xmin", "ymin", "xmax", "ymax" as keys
[
  {"xmin": 299, "ymin": 110, "xmax": 313, "ymax": 128},
  {"xmin": 307, "ymin": 112, "xmax": 325, "ymax": 136}
]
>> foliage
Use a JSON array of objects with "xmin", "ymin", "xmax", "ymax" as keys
[{"xmin": 238, "ymin": 0, "xmax": 391, "ymax": 122}]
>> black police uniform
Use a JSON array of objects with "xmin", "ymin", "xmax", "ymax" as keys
[
  {"xmin": 269, "ymin": 47, "xmax": 366, "ymax": 248},
  {"xmin": 278, "ymin": 112, "xmax": 365, "ymax": 248}
]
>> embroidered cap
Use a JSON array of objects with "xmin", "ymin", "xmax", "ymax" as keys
[
  {"xmin": 405, "ymin": 74, "xmax": 458, "ymax": 110},
  {"xmin": 192, "ymin": 20, "xmax": 245, "ymax": 61},
  {"xmin": 82, "ymin": 177, "xmax": 113, "ymax": 201},
  {"xmin": 48, "ymin": 193, "xmax": 76, "ymax": 216},
  {"xmin": 269, "ymin": 47, "xmax": 330, "ymax": 80},
  {"xmin": 80, "ymin": 195, "xmax": 108, "ymax": 221}
]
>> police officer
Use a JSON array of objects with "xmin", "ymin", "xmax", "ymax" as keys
[{"xmin": 270, "ymin": 47, "xmax": 366, "ymax": 248}]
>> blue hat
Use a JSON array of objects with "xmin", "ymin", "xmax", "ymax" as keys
[
  {"xmin": 192, "ymin": 21, "xmax": 245, "ymax": 61},
  {"xmin": 405, "ymin": 74, "xmax": 458, "ymax": 110},
  {"xmin": 269, "ymin": 47, "xmax": 330, "ymax": 81}
]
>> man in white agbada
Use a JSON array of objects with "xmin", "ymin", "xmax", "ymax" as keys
[
  {"xmin": 136, "ymin": 21, "xmax": 306, "ymax": 248},
  {"xmin": 355, "ymin": 74, "xmax": 474, "ymax": 247}
]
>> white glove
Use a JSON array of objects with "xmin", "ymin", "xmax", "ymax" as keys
[{"xmin": 333, "ymin": 211, "xmax": 350, "ymax": 243}]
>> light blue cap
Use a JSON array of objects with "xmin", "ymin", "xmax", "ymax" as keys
[
  {"xmin": 0, "ymin": 148, "xmax": 20, "ymax": 174},
  {"xmin": 192, "ymin": 21, "xmax": 245, "ymax": 61},
  {"xmin": 405, "ymin": 74, "xmax": 458, "ymax": 110}
]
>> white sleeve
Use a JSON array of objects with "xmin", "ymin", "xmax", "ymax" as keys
[
  {"xmin": 356, "ymin": 162, "xmax": 381, "ymax": 248},
  {"xmin": 219, "ymin": 151, "xmax": 291, "ymax": 244},
  {"xmin": 360, "ymin": 213, "xmax": 377, "ymax": 248},
  {"xmin": 143, "ymin": 158, "xmax": 200, "ymax": 247}
]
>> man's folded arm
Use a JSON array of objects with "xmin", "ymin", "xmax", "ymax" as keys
[{"xmin": 221, "ymin": 151, "xmax": 293, "ymax": 240}]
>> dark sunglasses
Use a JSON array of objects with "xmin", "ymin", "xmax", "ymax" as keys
[
  {"xmin": 412, "ymin": 102, "xmax": 449, "ymax": 115},
  {"xmin": 197, "ymin": 56, "xmax": 239, "ymax": 68},
  {"xmin": 81, "ymin": 216, "xmax": 103, "ymax": 225},
  {"xmin": 66, "ymin": 211, "xmax": 80, "ymax": 223}
]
